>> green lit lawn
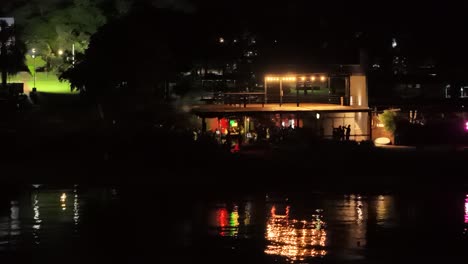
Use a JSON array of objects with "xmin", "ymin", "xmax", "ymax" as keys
[{"xmin": 10, "ymin": 71, "xmax": 77, "ymax": 94}]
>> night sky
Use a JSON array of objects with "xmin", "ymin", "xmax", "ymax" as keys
[{"xmin": 2, "ymin": 0, "xmax": 468, "ymax": 64}]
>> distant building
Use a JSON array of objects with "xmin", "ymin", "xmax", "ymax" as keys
[{"xmin": 191, "ymin": 64, "xmax": 371, "ymax": 142}]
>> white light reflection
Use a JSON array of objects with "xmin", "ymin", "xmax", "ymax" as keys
[
  {"xmin": 32, "ymin": 193, "xmax": 41, "ymax": 245},
  {"xmin": 265, "ymin": 205, "xmax": 327, "ymax": 262},
  {"xmin": 73, "ymin": 188, "xmax": 80, "ymax": 230},
  {"xmin": 342, "ymin": 194, "xmax": 367, "ymax": 249},
  {"xmin": 9, "ymin": 201, "xmax": 20, "ymax": 237}
]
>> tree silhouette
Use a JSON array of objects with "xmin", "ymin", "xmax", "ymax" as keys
[
  {"xmin": 0, "ymin": 20, "xmax": 28, "ymax": 92},
  {"xmin": 60, "ymin": 2, "xmax": 197, "ymax": 119}
]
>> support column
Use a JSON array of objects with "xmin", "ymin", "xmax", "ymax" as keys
[
  {"xmin": 279, "ymin": 79, "xmax": 283, "ymax": 107},
  {"xmin": 296, "ymin": 85, "xmax": 300, "ymax": 107},
  {"xmin": 345, "ymin": 76, "xmax": 350, "ymax": 106},
  {"xmin": 368, "ymin": 110, "xmax": 372, "ymax": 141}
]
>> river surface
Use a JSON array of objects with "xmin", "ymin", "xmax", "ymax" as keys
[{"xmin": 1, "ymin": 186, "xmax": 468, "ymax": 263}]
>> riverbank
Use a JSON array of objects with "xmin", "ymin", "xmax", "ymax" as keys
[
  {"xmin": 2, "ymin": 135, "xmax": 467, "ymax": 191},
  {"xmin": 2, "ymin": 93, "xmax": 467, "ymax": 189}
]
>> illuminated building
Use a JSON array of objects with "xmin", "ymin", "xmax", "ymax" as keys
[{"xmin": 192, "ymin": 65, "xmax": 371, "ymax": 142}]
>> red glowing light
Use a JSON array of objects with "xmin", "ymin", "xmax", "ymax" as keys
[{"xmin": 217, "ymin": 208, "xmax": 228, "ymax": 236}]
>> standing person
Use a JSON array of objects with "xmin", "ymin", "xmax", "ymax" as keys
[
  {"xmin": 345, "ymin": 125, "xmax": 351, "ymax": 141},
  {"xmin": 338, "ymin": 125, "xmax": 344, "ymax": 141},
  {"xmin": 337, "ymin": 126, "xmax": 342, "ymax": 141}
]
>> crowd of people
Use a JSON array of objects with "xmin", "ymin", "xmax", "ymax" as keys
[{"xmin": 332, "ymin": 125, "xmax": 351, "ymax": 141}]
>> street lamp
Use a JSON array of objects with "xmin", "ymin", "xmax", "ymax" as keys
[
  {"xmin": 31, "ymin": 48, "xmax": 36, "ymax": 89},
  {"xmin": 58, "ymin": 49, "xmax": 63, "ymax": 56}
]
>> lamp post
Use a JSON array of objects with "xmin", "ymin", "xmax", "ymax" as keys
[{"xmin": 31, "ymin": 48, "xmax": 36, "ymax": 89}]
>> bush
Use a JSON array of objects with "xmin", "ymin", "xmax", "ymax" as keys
[{"xmin": 379, "ymin": 110, "xmax": 397, "ymax": 134}]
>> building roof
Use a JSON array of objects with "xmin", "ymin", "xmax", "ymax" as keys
[
  {"xmin": 192, "ymin": 103, "xmax": 370, "ymax": 117},
  {"xmin": 262, "ymin": 64, "xmax": 365, "ymax": 76}
]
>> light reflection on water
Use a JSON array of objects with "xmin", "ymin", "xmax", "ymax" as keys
[
  {"xmin": 73, "ymin": 187, "xmax": 79, "ymax": 232},
  {"xmin": 208, "ymin": 193, "xmax": 399, "ymax": 262},
  {"xmin": 264, "ymin": 205, "xmax": 327, "ymax": 262},
  {"xmin": 212, "ymin": 203, "xmax": 248, "ymax": 237},
  {"xmin": 0, "ymin": 185, "xmax": 118, "ymax": 252},
  {"xmin": 2, "ymin": 188, "xmax": 468, "ymax": 262},
  {"xmin": 464, "ymin": 195, "xmax": 468, "ymax": 224}
]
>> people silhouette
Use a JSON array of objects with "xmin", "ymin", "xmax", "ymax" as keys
[
  {"xmin": 338, "ymin": 125, "xmax": 345, "ymax": 141},
  {"xmin": 345, "ymin": 125, "xmax": 351, "ymax": 141}
]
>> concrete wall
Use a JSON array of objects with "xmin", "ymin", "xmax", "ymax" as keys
[{"xmin": 350, "ymin": 75, "xmax": 368, "ymax": 107}]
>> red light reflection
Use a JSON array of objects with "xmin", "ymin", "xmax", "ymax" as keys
[{"xmin": 217, "ymin": 208, "xmax": 228, "ymax": 236}]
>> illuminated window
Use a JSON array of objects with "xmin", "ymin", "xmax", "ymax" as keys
[{"xmin": 230, "ymin": 120, "xmax": 238, "ymax": 127}]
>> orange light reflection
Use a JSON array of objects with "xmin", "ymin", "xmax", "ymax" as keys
[{"xmin": 265, "ymin": 205, "xmax": 327, "ymax": 262}]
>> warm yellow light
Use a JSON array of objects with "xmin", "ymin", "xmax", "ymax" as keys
[
  {"xmin": 311, "ymin": 76, "xmax": 316, "ymax": 81},
  {"xmin": 301, "ymin": 76, "xmax": 305, "ymax": 81},
  {"xmin": 266, "ymin": 76, "xmax": 281, "ymax": 82},
  {"xmin": 320, "ymin": 76, "xmax": 326, "ymax": 82},
  {"xmin": 60, "ymin": 193, "xmax": 67, "ymax": 201},
  {"xmin": 58, "ymin": 49, "xmax": 64, "ymax": 56},
  {"xmin": 282, "ymin": 76, "xmax": 296, "ymax": 82}
]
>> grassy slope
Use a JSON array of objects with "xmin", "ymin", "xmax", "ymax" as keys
[{"xmin": 9, "ymin": 71, "xmax": 77, "ymax": 94}]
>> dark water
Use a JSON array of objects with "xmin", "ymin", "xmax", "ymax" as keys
[
  {"xmin": 1, "ymin": 186, "xmax": 468, "ymax": 263},
  {"xmin": 0, "ymin": 185, "xmax": 123, "ymax": 263}
]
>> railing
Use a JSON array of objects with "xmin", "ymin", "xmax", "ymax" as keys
[
  {"xmin": 224, "ymin": 92, "xmax": 265, "ymax": 107},
  {"xmin": 280, "ymin": 94, "xmax": 345, "ymax": 105},
  {"xmin": 200, "ymin": 92, "xmax": 350, "ymax": 107}
]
